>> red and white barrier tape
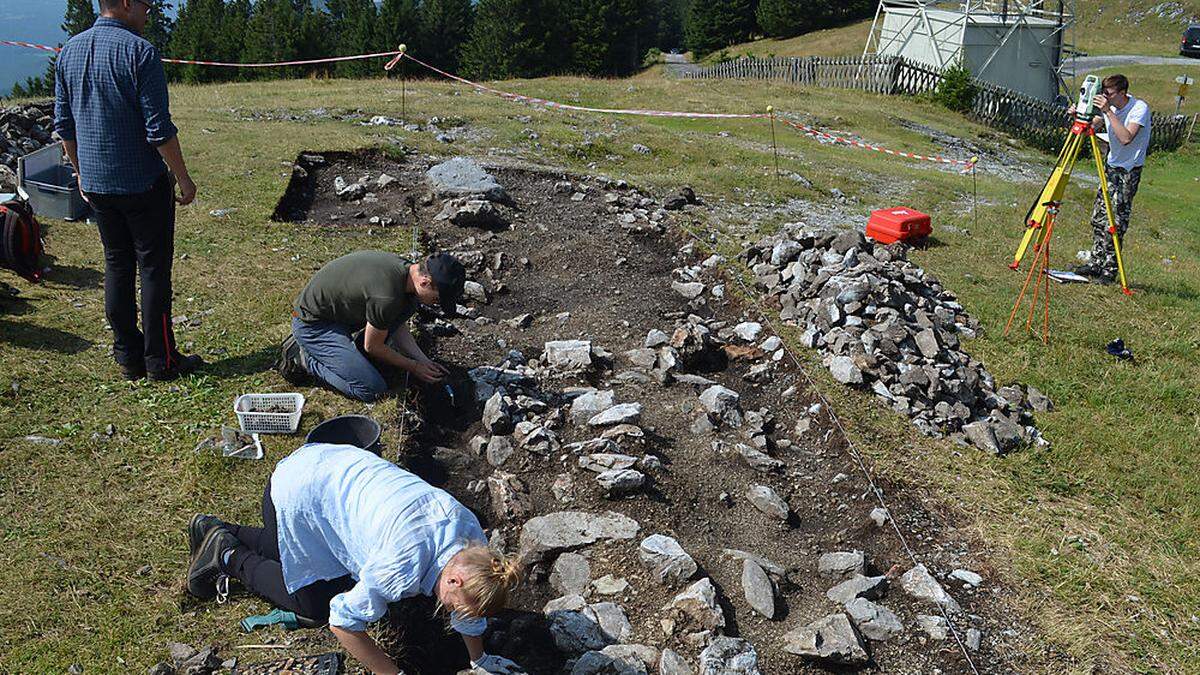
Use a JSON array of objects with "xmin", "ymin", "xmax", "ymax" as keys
[
  {"xmin": 2, "ymin": 38, "xmax": 978, "ymax": 170},
  {"xmin": 778, "ymin": 118, "xmax": 978, "ymax": 171},
  {"xmin": 390, "ymin": 51, "xmax": 767, "ymax": 119},
  {"xmin": 393, "ymin": 52, "xmax": 978, "ymax": 170},
  {"xmin": 1, "ymin": 39, "xmax": 403, "ymax": 68}
]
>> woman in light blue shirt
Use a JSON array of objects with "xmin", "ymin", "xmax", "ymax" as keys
[{"xmin": 184, "ymin": 443, "xmax": 523, "ymax": 674}]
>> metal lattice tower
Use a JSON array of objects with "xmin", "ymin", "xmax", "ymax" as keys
[{"xmin": 863, "ymin": 0, "xmax": 1077, "ymax": 101}]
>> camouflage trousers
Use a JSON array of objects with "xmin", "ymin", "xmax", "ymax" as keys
[{"xmin": 1087, "ymin": 164, "xmax": 1142, "ymax": 276}]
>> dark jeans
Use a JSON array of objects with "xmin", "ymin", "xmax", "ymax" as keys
[
  {"xmin": 85, "ymin": 173, "xmax": 179, "ymax": 373},
  {"xmin": 223, "ymin": 482, "xmax": 354, "ymax": 624},
  {"xmin": 291, "ymin": 316, "xmax": 393, "ymax": 402}
]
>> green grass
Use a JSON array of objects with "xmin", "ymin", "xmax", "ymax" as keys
[
  {"xmin": 1, "ymin": 71, "xmax": 1198, "ymax": 671},
  {"xmin": 1083, "ymin": 63, "xmax": 1200, "ymax": 114},
  {"xmin": 1074, "ymin": 0, "xmax": 1200, "ymax": 56}
]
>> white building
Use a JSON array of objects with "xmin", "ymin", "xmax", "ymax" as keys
[{"xmin": 865, "ymin": 1, "xmax": 1075, "ymax": 102}]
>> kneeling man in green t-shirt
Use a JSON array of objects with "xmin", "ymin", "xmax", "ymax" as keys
[{"xmin": 278, "ymin": 251, "xmax": 465, "ymax": 401}]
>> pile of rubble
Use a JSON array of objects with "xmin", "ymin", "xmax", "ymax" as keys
[
  {"xmin": 0, "ymin": 102, "xmax": 55, "ymax": 191},
  {"xmin": 731, "ymin": 224, "xmax": 1050, "ymax": 454}
]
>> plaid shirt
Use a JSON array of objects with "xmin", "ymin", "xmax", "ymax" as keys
[{"xmin": 54, "ymin": 17, "xmax": 177, "ymax": 195}]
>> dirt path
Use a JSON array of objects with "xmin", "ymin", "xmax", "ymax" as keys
[{"xmin": 1064, "ymin": 54, "xmax": 1199, "ymax": 74}]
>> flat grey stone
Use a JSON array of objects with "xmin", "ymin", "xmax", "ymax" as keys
[
  {"xmin": 601, "ymin": 644, "xmax": 659, "ymax": 673},
  {"xmin": 745, "ymin": 484, "xmax": 790, "ymax": 521},
  {"xmin": 588, "ymin": 403, "xmax": 643, "ymax": 427},
  {"xmin": 545, "ymin": 340, "xmax": 593, "ymax": 370},
  {"xmin": 733, "ymin": 322, "xmax": 763, "ymax": 342},
  {"xmin": 625, "ymin": 348, "xmax": 658, "ymax": 369},
  {"xmin": 818, "ymin": 551, "xmax": 865, "ymax": 578},
  {"xmin": 721, "ymin": 549, "xmax": 786, "ymax": 578},
  {"xmin": 659, "ymin": 648, "xmax": 694, "ymax": 675},
  {"xmin": 596, "ymin": 468, "xmax": 645, "ymax": 496},
  {"xmin": 698, "ymin": 385, "xmax": 740, "ymax": 415},
  {"xmin": 485, "ymin": 435, "xmax": 514, "ymax": 467},
  {"xmin": 519, "ymin": 511, "xmax": 640, "ymax": 562},
  {"xmin": 845, "ymin": 598, "xmax": 903, "ymax": 641},
  {"xmin": 829, "ymin": 356, "xmax": 863, "ymax": 385},
  {"xmin": 548, "ymin": 608, "xmax": 610, "ymax": 655},
  {"xmin": 950, "ymin": 569, "xmax": 983, "ymax": 587},
  {"xmin": 639, "ymin": 534, "xmax": 698, "ymax": 584},
  {"xmin": 826, "ymin": 574, "xmax": 888, "ymax": 605},
  {"xmin": 737, "ymin": 444, "xmax": 784, "ymax": 473},
  {"xmin": 590, "ymin": 601, "xmax": 632, "ymax": 642},
  {"xmin": 645, "ymin": 329, "xmax": 670, "ymax": 348},
  {"xmin": 963, "ymin": 420, "xmax": 1001, "ymax": 454},
  {"xmin": 551, "ymin": 553, "xmax": 592, "ymax": 596},
  {"xmin": 578, "ymin": 453, "xmax": 638, "ymax": 473},
  {"xmin": 591, "ymin": 574, "xmax": 629, "ymax": 595},
  {"xmin": 916, "ymin": 614, "xmax": 948, "ymax": 640},
  {"xmin": 571, "ymin": 650, "xmax": 643, "ymax": 675},
  {"xmin": 741, "ymin": 559, "xmax": 776, "ymax": 619},
  {"xmin": 426, "ymin": 157, "xmax": 509, "ymax": 202},
  {"xmin": 699, "ymin": 637, "xmax": 761, "ymax": 674},
  {"xmin": 571, "ymin": 390, "xmax": 616, "ymax": 424},
  {"xmin": 914, "ymin": 328, "xmax": 940, "ymax": 359},
  {"xmin": 672, "ymin": 281, "xmax": 705, "ymax": 299},
  {"xmin": 900, "ymin": 564, "xmax": 961, "ymax": 612},
  {"xmin": 782, "ymin": 613, "xmax": 869, "ymax": 666}
]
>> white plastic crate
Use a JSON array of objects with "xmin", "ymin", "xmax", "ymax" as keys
[{"xmin": 234, "ymin": 393, "xmax": 305, "ymax": 434}]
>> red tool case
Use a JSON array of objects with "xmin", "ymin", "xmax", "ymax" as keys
[{"xmin": 866, "ymin": 207, "xmax": 931, "ymax": 244}]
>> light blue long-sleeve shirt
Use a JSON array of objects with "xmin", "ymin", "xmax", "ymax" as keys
[{"xmin": 270, "ymin": 443, "xmax": 488, "ymax": 634}]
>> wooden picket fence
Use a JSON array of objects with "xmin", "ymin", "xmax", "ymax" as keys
[{"xmin": 687, "ymin": 55, "xmax": 1195, "ymax": 154}]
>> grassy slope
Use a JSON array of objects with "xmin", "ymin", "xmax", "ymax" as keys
[
  {"xmin": 1074, "ymin": 0, "xmax": 1200, "ymax": 56},
  {"xmin": 715, "ymin": 1, "xmax": 1200, "ymax": 61},
  {"xmin": 0, "ymin": 72, "xmax": 1198, "ymax": 671}
]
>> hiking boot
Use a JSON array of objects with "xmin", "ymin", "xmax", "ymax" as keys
[
  {"xmin": 1071, "ymin": 262, "xmax": 1104, "ymax": 279},
  {"xmin": 276, "ymin": 334, "xmax": 310, "ymax": 385},
  {"xmin": 187, "ymin": 514, "xmax": 225, "ymax": 557},
  {"xmin": 186, "ymin": 527, "xmax": 238, "ymax": 600},
  {"xmin": 121, "ymin": 362, "xmax": 146, "ymax": 381},
  {"xmin": 149, "ymin": 353, "xmax": 206, "ymax": 382}
]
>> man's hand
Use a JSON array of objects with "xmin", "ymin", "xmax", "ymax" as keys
[
  {"xmin": 1092, "ymin": 94, "xmax": 1110, "ymax": 114},
  {"xmin": 410, "ymin": 359, "xmax": 447, "ymax": 384},
  {"xmin": 470, "ymin": 654, "xmax": 524, "ymax": 674},
  {"xmin": 175, "ymin": 174, "xmax": 197, "ymax": 205}
]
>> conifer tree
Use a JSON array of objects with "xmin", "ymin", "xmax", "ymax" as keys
[
  {"xmin": 63, "ymin": 0, "xmax": 98, "ymax": 36},
  {"xmin": 416, "ymin": 0, "xmax": 474, "ymax": 73},
  {"xmin": 243, "ymin": 0, "xmax": 303, "ymax": 79},
  {"xmin": 460, "ymin": 0, "xmax": 559, "ymax": 80},
  {"xmin": 565, "ymin": 0, "xmax": 641, "ymax": 76},
  {"xmin": 684, "ymin": 0, "xmax": 756, "ymax": 57},
  {"xmin": 170, "ymin": 0, "xmax": 229, "ymax": 83}
]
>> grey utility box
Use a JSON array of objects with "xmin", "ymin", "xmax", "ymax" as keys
[{"xmin": 17, "ymin": 142, "xmax": 91, "ymax": 221}]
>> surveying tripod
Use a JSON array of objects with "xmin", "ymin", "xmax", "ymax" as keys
[{"xmin": 1010, "ymin": 75, "xmax": 1132, "ymax": 297}]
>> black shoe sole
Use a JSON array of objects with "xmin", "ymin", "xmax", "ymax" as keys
[
  {"xmin": 187, "ymin": 527, "xmax": 235, "ymax": 600},
  {"xmin": 188, "ymin": 514, "xmax": 223, "ymax": 558}
]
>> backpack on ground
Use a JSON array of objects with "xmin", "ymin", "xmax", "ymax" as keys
[{"xmin": 0, "ymin": 198, "xmax": 44, "ymax": 283}]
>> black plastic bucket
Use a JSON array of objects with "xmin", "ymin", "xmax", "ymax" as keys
[{"xmin": 306, "ymin": 415, "xmax": 382, "ymax": 455}]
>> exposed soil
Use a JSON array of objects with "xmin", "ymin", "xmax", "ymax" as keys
[{"xmin": 246, "ymin": 150, "xmax": 1063, "ymax": 674}]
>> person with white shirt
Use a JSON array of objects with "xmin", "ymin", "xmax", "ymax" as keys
[
  {"xmin": 184, "ymin": 443, "xmax": 524, "ymax": 674},
  {"xmin": 1075, "ymin": 74, "xmax": 1151, "ymax": 283}
]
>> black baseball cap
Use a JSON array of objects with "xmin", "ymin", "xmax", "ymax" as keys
[{"xmin": 426, "ymin": 253, "xmax": 465, "ymax": 316}]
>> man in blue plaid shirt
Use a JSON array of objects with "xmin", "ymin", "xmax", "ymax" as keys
[{"xmin": 54, "ymin": 0, "xmax": 203, "ymax": 381}]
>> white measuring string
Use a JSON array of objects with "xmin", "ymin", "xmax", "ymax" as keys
[{"xmin": 679, "ymin": 221, "xmax": 982, "ymax": 674}]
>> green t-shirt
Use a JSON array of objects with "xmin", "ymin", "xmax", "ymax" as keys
[{"xmin": 294, "ymin": 251, "xmax": 415, "ymax": 329}]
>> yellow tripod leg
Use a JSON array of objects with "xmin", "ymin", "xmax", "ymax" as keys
[
  {"xmin": 1090, "ymin": 134, "xmax": 1132, "ymax": 295},
  {"xmin": 1013, "ymin": 132, "xmax": 1084, "ymax": 268}
]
